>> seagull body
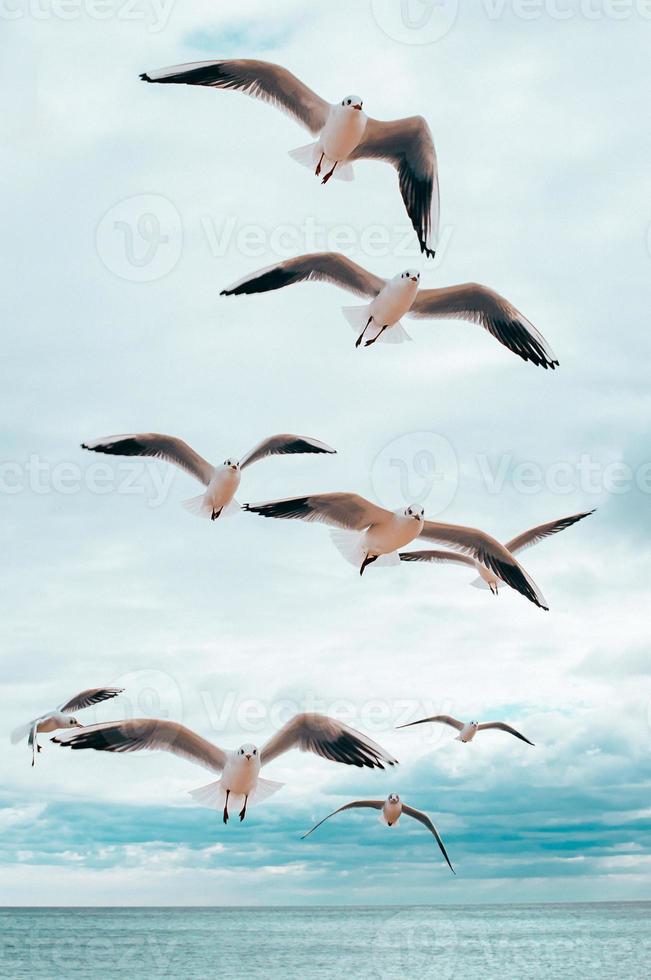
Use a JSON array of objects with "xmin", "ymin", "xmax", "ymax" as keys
[
  {"xmin": 398, "ymin": 714, "xmax": 534, "ymax": 746},
  {"xmin": 140, "ymin": 60, "xmax": 439, "ymax": 257},
  {"xmin": 82, "ymin": 432, "xmax": 335, "ymax": 521},
  {"xmin": 244, "ymin": 492, "xmax": 549, "ymax": 607},
  {"xmin": 400, "ymin": 510, "xmax": 594, "ymax": 595},
  {"xmin": 301, "ymin": 793, "xmax": 454, "ymax": 873},
  {"xmin": 11, "ymin": 687, "xmax": 124, "ymax": 766},
  {"xmin": 221, "ymin": 253, "xmax": 557, "ymax": 366},
  {"xmin": 53, "ymin": 713, "xmax": 397, "ymax": 824}
]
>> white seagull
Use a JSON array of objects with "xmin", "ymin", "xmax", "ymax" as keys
[
  {"xmin": 221, "ymin": 253, "xmax": 557, "ymax": 367},
  {"xmin": 140, "ymin": 60, "xmax": 439, "ymax": 257},
  {"xmin": 11, "ymin": 687, "xmax": 124, "ymax": 766},
  {"xmin": 82, "ymin": 432, "xmax": 335, "ymax": 521},
  {"xmin": 400, "ymin": 510, "xmax": 594, "ymax": 595},
  {"xmin": 53, "ymin": 713, "xmax": 397, "ymax": 824},
  {"xmin": 243, "ymin": 492, "xmax": 550, "ymax": 608},
  {"xmin": 301, "ymin": 793, "xmax": 455, "ymax": 873},
  {"xmin": 398, "ymin": 715, "xmax": 534, "ymax": 746}
]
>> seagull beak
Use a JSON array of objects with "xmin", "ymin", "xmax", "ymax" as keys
[
  {"xmin": 354, "ymin": 103, "xmax": 362, "ymax": 111},
  {"xmin": 245, "ymin": 754, "xmax": 252, "ymax": 761},
  {"xmin": 410, "ymin": 276, "xmax": 418, "ymax": 283}
]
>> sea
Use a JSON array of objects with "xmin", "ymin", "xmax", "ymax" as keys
[{"xmin": 0, "ymin": 903, "xmax": 649, "ymax": 979}]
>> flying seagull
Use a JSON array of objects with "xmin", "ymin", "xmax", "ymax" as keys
[
  {"xmin": 243, "ymin": 492, "xmax": 550, "ymax": 608},
  {"xmin": 400, "ymin": 510, "xmax": 594, "ymax": 595},
  {"xmin": 140, "ymin": 60, "xmax": 439, "ymax": 257},
  {"xmin": 82, "ymin": 432, "xmax": 335, "ymax": 521},
  {"xmin": 53, "ymin": 713, "xmax": 397, "ymax": 824},
  {"xmin": 11, "ymin": 687, "xmax": 124, "ymax": 766},
  {"xmin": 397, "ymin": 715, "xmax": 534, "ymax": 746},
  {"xmin": 301, "ymin": 793, "xmax": 454, "ymax": 873},
  {"xmin": 221, "ymin": 253, "xmax": 558, "ymax": 367}
]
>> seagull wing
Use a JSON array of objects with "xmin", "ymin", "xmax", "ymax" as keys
[
  {"xmin": 239, "ymin": 434, "xmax": 336, "ymax": 471},
  {"xmin": 52, "ymin": 719, "xmax": 228, "ymax": 772},
  {"xmin": 420, "ymin": 521, "xmax": 548, "ymax": 610},
  {"xmin": 399, "ymin": 550, "xmax": 476, "ymax": 568},
  {"xmin": 401, "ymin": 804, "xmax": 455, "ymax": 873},
  {"xmin": 409, "ymin": 283, "xmax": 558, "ymax": 369},
  {"xmin": 58, "ymin": 687, "xmax": 124, "ymax": 713},
  {"xmin": 396, "ymin": 714, "xmax": 464, "ymax": 732},
  {"xmin": 221, "ymin": 252, "xmax": 385, "ymax": 299},
  {"xmin": 244, "ymin": 492, "xmax": 391, "ymax": 531},
  {"xmin": 477, "ymin": 722, "xmax": 534, "ymax": 746},
  {"xmin": 260, "ymin": 713, "xmax": 397, "ymax": 769},
  {"xmin": 301, "ymin": 800, "xmax": 385, "ymax": 839},
  {"xmin": 82, "ymin": 433, "xmax": 214, "ymax": 486},
  {"xmin": 350, "ymin": 115, "xmax": 439, "ymax": 258},
  {"xmin": 505, "ymin": 510, "xmax": 595, "ymax": 556},
  {"xmin": 140, "ymin": 59, "xmax": 330, "ymax": 135}
]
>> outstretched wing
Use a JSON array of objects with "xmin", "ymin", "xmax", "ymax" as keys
[
  {"xmin": 350, "ymin": 115, "xmax": 439, "ymax": 258},
  {"xmin": 82, "ymin": 433, "xmax": 214, "ymax": 486},
  {"xmin": 396, "ymin": 714, "xmax": 464, "ymax": 732},
  {"xmin": 420, "ymin": 521, "xmax": 548, "ymax": 610},
  {"xmin": 221, "ymin": 252, "xmax": 385, "ymax": 299},
  {"xmin": 401, "ymin": 804, "xmax": 455, "ymax": 873},
  {"xmin": 399, "ymin": 550, "xmax": 476, "ymax": 568},
  {"xmin": 260, "ymin": 713, "xmax": 397, "ymax": 769},
  {"xmin": 59, "ymin": 687, "xmax": 124, "ymax": 714},
  {"xmin": 140, "ymin": 59, "xmax": 330, "ymax": 135},
  {"xmin": 505, "ymin": 510, "xmax": 594, "ymax": 555},
  {"xmin": 477, "ymin": 722, "xmax": 534, "ymax": 746},
  {"xmin": 52, "ymin": 719, "xmax": 228, "ymax": 772},
  {"xmin": 239, "ymin": 433, "xmax": 336, "ymax": 470},
  {"xmin": 301, "ymin": 800, "xmax": 385, "ymax": 839},
  {"xmin": 409, "ymin": 283, "xmax": 558, "ymax": 369},
  {"xmin": 244, "ymin": 493, "xmax": 391, "ymax": 531}
]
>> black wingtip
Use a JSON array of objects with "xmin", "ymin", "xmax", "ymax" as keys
[
  {"xmin": 140, "ymin": 72, "xmax": 153, "ymax": 82},
  {"xmin": 219, "ymin": 289, "xmax": 230, "ymax": 296}
]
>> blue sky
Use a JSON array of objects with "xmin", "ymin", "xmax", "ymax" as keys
[{"xmin": 2, "ymin": 0, "xmax": 651, "ymax": 904}]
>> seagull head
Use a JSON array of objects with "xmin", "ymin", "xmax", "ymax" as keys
[
  {"xmin": 341, "ymin": 94, "xmax": 363, "ymax": 111},
  {"xmin": 237, "ymin": 743, "xmax": 258, "ymax": 762},
  {"xmin": 387, "ymin": 793, "xmax": 400, "ymax": 804},
  {"xmin": 67, "ymin": 716, "xmax": 83, "ymax": 728},
  {"xmin": 222, "ymin": 458, "xmax": 240, "ymax": 472},
  {"xmin": 404, "ymin": 504, "xmax": 425, "ymax": 524},
  {"xmin": 397, "ymin": 269, "xmax": 421, "ymax": 285}
]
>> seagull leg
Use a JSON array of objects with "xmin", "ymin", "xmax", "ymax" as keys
[
  {"xmin": 355, "ymin": 317, "xmax": 374, "ymax": 349},
  {"xmin": 360, "ymin": 554, "xmax": 379, "ymax": 576},
  {"xmin": 364, "ymin": 325, "xmax": 388, "ymax": 347},
  {"xmin": 315, "ymin": 152, "xmax": 324, "ymax": 177},
  {"xmin": 321, "ymin": 161, "xmax": 338, "ymax": 184},
  {"xmin": 222, "ymin": 789, "xmax": 230, "ymax": 825},
  {"xmin": 239, "ymin": 796, "xmax": 248, "ymax": 822},
  {"xmin": 211, "ymin": 507, "xmax": 223, "ymax": 522}
]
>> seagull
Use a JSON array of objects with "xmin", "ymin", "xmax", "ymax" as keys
[
  {"xmin": 52, "ymin": 713, "xmax": 397, "ymax": 824},
  {"xmin": 400, "ymin": 510, "xmax": 594, "ymax": 596},
  {"xmin": 81, "ymin": 432, "xmax": 335, "ymax": 521},
  {"xmin": 221, "ymin": 253, "xmax": 557, "ymax": 367},
  {"xmin": 397, "ymin": 715, "xmax": 534, "ymax": 746},
  {"xmin": 140, "ymin": 60, "xmax": 439, "ymax": 258},
  {"xmin": 11, "ymin": 687, "xmax": 124, "ymax": 767},
  {"xmin": 243, "ymin": 492, "xmax": 550, "ymax": 608},
  {"xmin": 301, "ymin": 793, "xmax": 455, "ymax": 873}
]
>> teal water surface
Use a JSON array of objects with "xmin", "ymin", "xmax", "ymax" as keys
[{"xmin": 1, "ymin": 903, "xmax": 649, "ymax": 979}]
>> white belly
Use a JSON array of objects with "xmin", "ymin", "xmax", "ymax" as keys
[
  {"xmin": 371, "ymin": 282, "xmax": 419, "ymax": 328},
  {"xmin": 321, "ymin": 111, "xmax": 367, "ymax": 161},
  {"xmin": 365, "ymin": 516, "xmax": 422, "ymax": 556},
  {"xmin": 207, "ymin": 469, "xmax": 240, "ymax": 510},
  {"xmin": 222, "ymin": 757, "xmax": 260, "ymax": 796},
  {"xmin": 383, "ymin": 801, "xmax": 403, "ymax": 826},
  {"xmin": 459, "ymin": 725, "xmax": 477, "ymax": 743},
  {"xmin": 36, "ymin": 715, "xmax": 61, "ymax": 734}
]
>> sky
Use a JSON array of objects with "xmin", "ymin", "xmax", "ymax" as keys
[{"xmin": 2, "ymin": 0, "xmax": 651, "ymax": 906}]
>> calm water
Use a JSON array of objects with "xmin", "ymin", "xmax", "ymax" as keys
[{"xmin": 0, "ymin": 904, "xmax": 649, "ymax": 979}]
